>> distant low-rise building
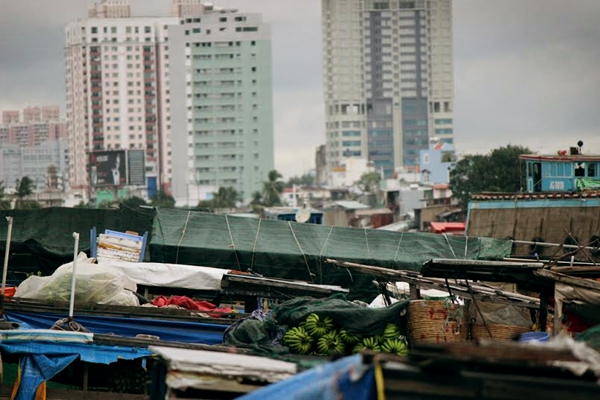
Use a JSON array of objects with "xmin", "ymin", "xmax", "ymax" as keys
[
  {"xmin": 329, "ymin": 157, "xmax": 375, "ymax": 189},
  {"xmin": 419, "ymin": 140, "xmax": 455, "ymax": 185},
  {"xmin": 0, "ymin": 139, "xmax": 69, "ymax": 192}
]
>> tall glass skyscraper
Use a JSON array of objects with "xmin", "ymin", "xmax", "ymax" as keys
[{"xmin": 322, "ymin": 0, "xmax": 454, "ymax": 180}]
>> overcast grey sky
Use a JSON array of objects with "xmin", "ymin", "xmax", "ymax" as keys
[{"xmin": 1, "ymin": 0, "xmax": 599, "ymax": 178}]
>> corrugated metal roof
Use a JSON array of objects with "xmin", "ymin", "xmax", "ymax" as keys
[{"xmin": 331, "ymin": 201, "xmax": 370, "ymax": 210}]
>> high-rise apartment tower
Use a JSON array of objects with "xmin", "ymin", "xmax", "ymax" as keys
[{"xmin": 322, "ymin": 0, "xmax": 454, "ymax": 179}]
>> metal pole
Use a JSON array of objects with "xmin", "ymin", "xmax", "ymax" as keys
[
  {"xmin": 512, "ymin": 239, "xmax": 600, "ymax": 252},
  {"xmin": 69, "ymin": 232, "xmax": 80, "ymax": 319},
  {"xmin": 1, "ymin": 217, "xmax": 14, "ymax": 297},
  {"xmin": 504, "ymin": 257, "xmax": 597, "ymax": 266}
]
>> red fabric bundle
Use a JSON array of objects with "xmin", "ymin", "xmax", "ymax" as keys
[{"xmin": 152, "ymin": 295, "xmax": 233, "ymax": 317}]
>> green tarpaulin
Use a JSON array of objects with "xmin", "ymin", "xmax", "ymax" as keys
[
  {"xmin": 0, "ymin": 206, "xmax": 154, "ymax": 274},
  {"xmin": 150, "ymin": 209, "xmax": 512, "ymax": 300},
  {"xmin": 575, "ymin": 178, "xmax": 600, "ymax": 191}
]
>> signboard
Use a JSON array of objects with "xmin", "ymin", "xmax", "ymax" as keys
[
  {"xmin": 127, "ymin": 149, "xmax": 146, "ymax": 186},
  {"xmin": 89, "ymin": 150, "xmax": 127, "ymax": 187}
]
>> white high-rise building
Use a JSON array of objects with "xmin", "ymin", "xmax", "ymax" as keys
[
  {"xmin": 322, "ymin": 0, "xmax": 454, "ymax": 180},
  {"xmin": 168, "ymin": 12, "xmax": 274, "ymax": 205},
  {"xmin": 65, "ymin": 0, "xmax": 274, "ymax": 202},
  {"xmin": 66, "ymin": 0, "xmax": 179, "ymax": 193}
]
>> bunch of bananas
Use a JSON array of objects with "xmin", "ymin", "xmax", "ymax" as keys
[
  {"xmin": 283, "ymin": 326, "xmax": 314, "ymax": 354},
  {"xmin": 283, "ymin": 315, "xmax": 408, "ymax": 358},
  {"xmin": 353, "ymin": 336, "xmax": 381, "ymax": 353},
  {"xmin": 304, "ymin": 313, "xmax": 334, "ymax": 338},
  {"xmin": 382, "ymin": 323, "xmax": 401, "ymax": 341},
  {"xmin": 339, "ymin": 328, "xmax": 361, "ymax": 345},
  {"xmin": 381, "ymin": 338, "xmax": 409, "ymax": 356},
  {"xmin": 317, "ymin": 331, "xmax": 346, "ymax": 356}
]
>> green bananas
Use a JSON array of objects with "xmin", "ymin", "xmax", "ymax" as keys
[
  {"xmin": 283, "ymin": 326, "xmax": 314, "ymax": 354},
  {"xmin": 317, "ymin": 331, "xmax": 345, "ymax": 356},
  {"xmin": 382, "ymin": 323, "xmax": 401, "ymax": 341},
  {"xmin": 304, "ymin": 313, "xmax": 334, "ymax": 338},
  {"xmin": 353, "ymin": 336, "xmax": 381, "ymax": 353},
  {"xmin": 381, "ymin": 338, "xmax": 409, "ymax": 356},
  {"xmin": 339, "ymin": 328, "xmax": 361, "ymax": 344}
]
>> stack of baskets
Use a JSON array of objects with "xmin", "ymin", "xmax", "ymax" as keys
[{"xmin": 408, "ymin": 299, "xmax": 465, "ymax": 344}]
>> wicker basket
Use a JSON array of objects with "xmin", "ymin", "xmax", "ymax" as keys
[
  {"xmin": 471, "ymin": 323, "xmax": 532, "ymax": 341},
  {"xmin": 408, "ymin": 300, "xmax": 465, "ymax": 344}
]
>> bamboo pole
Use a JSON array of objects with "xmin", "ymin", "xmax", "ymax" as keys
[{"xmin": 69, "ymin": 232, "xmax": 80, "ymax": 319}]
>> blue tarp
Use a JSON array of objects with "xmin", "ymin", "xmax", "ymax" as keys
[
  {"xmin": 1, "ymin": 341, "xmax": 152, "ymax": 400},
  {"xmin": 238, "ymin": 355, "xmax": 377, "ymax": 400},
  {"xmin": 6, "ymin": 311, "xmax": 228, "ymax": 344}
]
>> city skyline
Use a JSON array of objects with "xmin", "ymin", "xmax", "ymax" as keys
[{"xmin": 1, "ymin": 0, "xmax": 600, "ymax": 179}]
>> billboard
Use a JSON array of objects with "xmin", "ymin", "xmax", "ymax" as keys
[{"xmin": 89, "ymin": 150, "xmax": 127, "ymax": 187}]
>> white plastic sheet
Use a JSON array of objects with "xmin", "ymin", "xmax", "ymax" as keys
[
  {"xmin": 16, "ymin": 252, "xmax": 139, "ymax": 306},
  {"xmin": 96, "ymin": 260, "xmax": 230, "ymax": 291}
]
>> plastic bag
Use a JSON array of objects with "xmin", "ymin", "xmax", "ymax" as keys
[{"xmin": 16, "ymin": 252, "xmax": 139, "ymax": 306}]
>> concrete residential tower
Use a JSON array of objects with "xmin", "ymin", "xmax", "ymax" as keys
[
  {"xmin": 322, "ymin": 0, "xmax": 454, "ymax": 179},
  {"xmin": 65, "ymin": 0, "xmax": 178, "ymax": 193},
  {"xmin": 65, "ymin": 0, "xmax": 274, "ymax": 203},
  {"xmin": 168, "ymin": 12, "xmax": 274, "ymax": 205}
]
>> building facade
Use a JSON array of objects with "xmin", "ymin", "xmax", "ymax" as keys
[
  {"xmin": 0, "ymin": 106, "xmax": 66, "ymax": 148},
  {"xmin": 65, "ymin": 1, "xmax": 178, "ymax": 192},
  {"xmin": 65, "ymin": 0, "xmax": 272, "ymax": 203},
  {"xmin": 0, "ymin": 139, "xmax": 69, "ymax": 192},
  {"xmin": 168, "ymin": 12, "xmax": 274, "ymax": 205},
  {"xmin": 322, "ymin": 0, "xmax": 454, "ymax": 180},
  {"xmin": 419, "ymin": 139, "xmax": 455, "ymax": 184}
]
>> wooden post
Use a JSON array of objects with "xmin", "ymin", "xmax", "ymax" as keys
[
  {"xmin": 539, "ymin": 292, "xmax": 548, "ymax": 332},
  {"xmin": 554, "ymin": 286, "xmax": 563, "ymax": 335},
  {"xmin": 83, "ymin": 363, "xmax": 89, "ymax": 391},
  {"xmin": 409, "ymin": 283, "xmax": 420, "ymax": 300}
]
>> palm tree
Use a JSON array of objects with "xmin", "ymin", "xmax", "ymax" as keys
[
  {"xmin": 262, "ymin": 170, "xmax": 284, "ymax": 207},
  {"xmin": 15, "ymin": 176, "xmax": 38, "ymax": 209},
  {"xmin": 212, "ymin": 186, "xmax": 239, "ymax": 208},
  {"xmin": 0, "ymin": 181, "xmax": 11, "ymax": 210},
  {"xmin": 250, "ymin": 191, "xmax": 263, "ymax": 205}
]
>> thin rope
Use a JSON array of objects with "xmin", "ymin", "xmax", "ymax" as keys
[
  {"xmin": 317, "ymin": 226, "xmax": 335, "ymax": 284},
  {"xmin": 51, "ymin": 317, "xmax": 91, "ymax": 333},
  {"xmin": 364, "ymin": 228, "xmax": 372, "ymax": 261},
  {"xmin": 225, "ymin": 215, "xmax": 242, "ymax": 271},
  {"xmin": 250, "ymin": 218, "xmax": 262, "ymax": 272},
  {"xmin": 175, "ymin": 210, "xmax": 191, "ymax": 264},
  {"xmin": 443, "ymin": 233, "xmax": 457, "ymax": 258},
  {"xmin": 393, "ymin": 232, "xmax": 405, "ymax": 262},
  {"xmin": 288, "ymin": 221, "xmax": 314, "ymax": 283}
]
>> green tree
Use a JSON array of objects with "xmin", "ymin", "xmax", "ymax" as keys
[
  {"xmin": 286, "ymin": 173, "xmax": 315, "ymax": 188},
  {"xmin": 14, "ymin": 176, "xmax": 39, "ymax": 209},
  {"xmin": 0, "ymin": 181, "xmax": 11, "ymax": 210},
  {"xmin": 449, "ymin": 145, "xmax": 532, "ymax": 210},
  {"xmin": 197, "ymin": 186, "xmax": 239, "ymax": 210},
  {"xmin": 355, "ymin": 171, "xmax": 381, "ymax": 193},
  {"xmin": 262, "ymin": 170, "xmax": 284, "ymax": 207},
  {"xmin": 248, "ymin": 190, "xmax": 263, "ymax": 212},
  {"xmin": 150, "ymin": 190, "xmax": 176, "ymax": 208},
  {"xmin": 122, "ymin": 196, "xmax": 147, "ymax": 209}
]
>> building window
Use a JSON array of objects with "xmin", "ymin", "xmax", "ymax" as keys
[{"xmin": 423, "ymin": 154, "xmax": 430, "ymax": 164}]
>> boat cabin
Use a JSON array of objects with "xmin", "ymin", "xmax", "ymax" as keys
[{"xmin": 520, "ymin": 153, "xmax": 600, "ymax": 193}]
